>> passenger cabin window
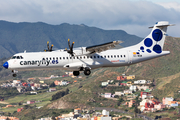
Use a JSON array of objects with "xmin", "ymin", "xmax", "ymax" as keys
[{"xmin": 124, "ymin": 55, "xmax": 126, "ymax": 57}]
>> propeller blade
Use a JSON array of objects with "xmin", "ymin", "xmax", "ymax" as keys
[
  {"xmin": 44, "ymin": 41, "xmax": 53, "ymax": 52},
  {"xmin": 47, "ymin": 41, "xmax": 50, "ymax": 51},
  {"xmin": 71, "ymin": 42, "xmax": 74, "ymax": 52},
  {"xmin": 50, "ymin": 44, "xmax": 53, "ymax": 51},
  {"xmin": 67, "ymin": 39, "xmax": 75, "ymax": 56},
  {"xmin": 68, "ymin": 39, "xmax": 71, "ymax": 49}
]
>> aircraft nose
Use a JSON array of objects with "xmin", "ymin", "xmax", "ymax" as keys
[{"xmin": 3, "ymin": 62, "xmax": 9, "ymax": 69}]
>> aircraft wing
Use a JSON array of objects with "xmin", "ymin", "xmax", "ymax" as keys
[{"xmin": 86, "ymin": 41, "xmax": 123, "ymax": 54}]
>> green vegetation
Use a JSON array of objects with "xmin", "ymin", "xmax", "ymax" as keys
[{"xmin": 51, "ymin": 88, "xmax": 69, "ymax": 100}]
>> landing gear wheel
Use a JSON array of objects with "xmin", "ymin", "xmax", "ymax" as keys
[
  {"xmin": 12, "ymin": 74, "xmax": 17, "ymax": 77},
  {"xmin": 84, "ymin": 70, "xmax": 91, "ymax": 76},
  {"xmin": 73, "ymin": 71, "xmax": 80, "ymax": 76}
]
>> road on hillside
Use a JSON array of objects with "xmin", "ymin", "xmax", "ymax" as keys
[
  {"xmin": 94, "ymin": 107, "xmax": 153, "ymax": 120},
  {"xmin": 0, "ymin": 101, "xmax": 9, "ymax": 104}
]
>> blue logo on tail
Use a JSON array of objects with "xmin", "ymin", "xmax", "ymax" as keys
[{"xmin": 140, "ymin": 29, "xmax": 163, "ymax": 54}]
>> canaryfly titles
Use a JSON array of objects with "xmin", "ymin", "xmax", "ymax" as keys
[{"xmin": 20, "ymin": 59, "xmax": 58, "ymax": 66}]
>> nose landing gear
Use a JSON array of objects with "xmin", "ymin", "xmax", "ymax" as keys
[{"xmin": 12, "ymin": 70, "xmax": 18, "ymax": 77}]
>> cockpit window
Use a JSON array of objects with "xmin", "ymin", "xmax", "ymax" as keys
[
  {"xmin": 12, "ymin": 56, "xmax": 16, "ymax": 59},
  {"xmin": 11, "ymin": 56, "xmax": 23, "ymax": 59}
]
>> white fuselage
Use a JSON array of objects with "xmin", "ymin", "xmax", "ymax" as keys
[{"xmin": 7, "ymin": 47, "xmax": 170, "ymax": 71}]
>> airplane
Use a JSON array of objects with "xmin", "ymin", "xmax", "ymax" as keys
[{"xmin": 3, "ymin": 21, "xmax": 173, "ymax": 77}]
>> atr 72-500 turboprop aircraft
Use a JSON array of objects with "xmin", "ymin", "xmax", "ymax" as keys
[{"xmin": 3, "ymin": 21, "xmax": 173, "ymax": 77}]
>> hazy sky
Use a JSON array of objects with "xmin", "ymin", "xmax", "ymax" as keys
[{"xmin": 0, "ymin": 0, "xmax": 179, "ymax": 37}]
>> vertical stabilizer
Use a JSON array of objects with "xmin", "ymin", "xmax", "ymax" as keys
[{"xmin": 135, "ymin": 21, "xmax": 173, "ymax": 54}]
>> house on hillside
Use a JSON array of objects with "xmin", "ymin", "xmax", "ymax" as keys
[
  {"xmin": 17, "ymin": 108, "xmax": 23, "ymax": 112},
  {"xmin": 129, "ymin": 85, "xmax": 137, "ymax": 92},
  {"xmin": 128, "ymin": 100, "xmax": 135, "ymax": 107},
  {"xmin": 101, "ymin": 82, "xmax": 108, "ymax": 87},
  {"xmin": 104, "ymin": 93, "xmax": 111, "ymax": 98},
  {"xmin": 27, "ymin": 100, "xmax": 35, "ymax": 104},
  {"xmin": 54, "ymin": 80, "xmax": 61, "ymax": 85},
  {"xmin": 16, "ymin": 87, "xmax": 23, "ymax": 93},
  {"xmin": 154, "ymin": 104, "xmax": 166, "ymax": 110},
  {"xmin": 136, "ymin": 85, "xmax": 149, "ymax": 91},
  {"xmin": 162, "ymin": 97, "xmax": 174, "ymax": 105},
  {"xmin": 114, "ymin": 91, "xmax": 124, "ymax": 96},
  {"xmin": 134, "ymin": 80, "xmax": 146, "ymax": 84},
  {"xmin": 49, "ymin": 88, "xmax": 56, "ymax": 92},
  {"xmin": 141, "ymin": 92, "xmax": 153, "ymax": 99},
  {"xmin": 117, "ymin": 76, "xmax": 126, "ymax": 80},
  {"xmin": 124, "ymin": 90, "xmax": 132, "ymax": 94},
  {"xmin": 120, "ymin": 81, "xmax": 127, "ymax": 86},
  {"xmin": 126, "ymin": 75, "xmax": 135, "ymax": 80}
]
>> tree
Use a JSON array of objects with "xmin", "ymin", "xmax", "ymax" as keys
[
  {"xmin": 49, "ymin": 82, "xmax": 56, "ymax": 87},
  {"xmin": 65, "ymin": 88, "xmax": 69, "ymax": 94},
  {"xmin": 52, "ymin": 116, "xmax": 56, "ymax": 120},
  {"xmin": 117, "ymin": 97, "xmax": 124, "ymax": 106}
]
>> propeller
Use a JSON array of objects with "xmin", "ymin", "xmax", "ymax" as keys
[
  {"xmin": 66, "ymin": 39, "xmax": 75, "ymax": 56},
  {"xmin": 44, "ymin": 41, "xmax": 53, "ymax": 52}
]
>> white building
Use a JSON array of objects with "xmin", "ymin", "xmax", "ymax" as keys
[
  {"xmin": 114, "ymin": 91, "xmax": 124, "ymax": 96},
  {"xmin": 105, "ymin": 93, "xmax": 111, "ymax": 98},
  {"xmin": 102, "ymin": 110, "xmax": 109, "ymax": 116},
  {"xmin": 123, "ymin": 90, "xmax": 132, "ymax": 94},
  {"xmin": 13, "ymin": 80, "xmax": 21, "ymax": 84},
  {"xmin": 134, "ymin": 80, "xmax": 146, "ymax": 84},
  {"xmin": 60, "ymin": 81, "xmax": 68, "ymax": 86},
  {"xmin": 101, "ymin": 82, "xmax": 108, "ymax": 87},
  {"xmin": 129, "ymin": 85, "xmax": 137, "ymax": 92}
]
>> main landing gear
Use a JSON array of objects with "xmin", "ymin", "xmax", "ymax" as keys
[
  {"xmin": 73, "ymin": 67, "xmax": 91, "ymax": 76},
  {"xmin": 12, "ymin": 70, "xmax": 18, "ymax": 77}
]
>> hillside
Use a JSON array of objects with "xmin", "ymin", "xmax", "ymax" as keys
[{"xmin": 0, "ymin": 20, "xmax": 142, "ymax": 58}]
